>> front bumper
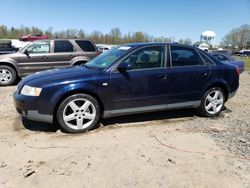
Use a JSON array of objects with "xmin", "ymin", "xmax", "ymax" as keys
[
  {"xmin": 13, "ymin": 91, "xmax": 53, "ymax": 123},
  {"xmin": 228, "ymin": 89, "xmax": 238, "ymax": 99}
]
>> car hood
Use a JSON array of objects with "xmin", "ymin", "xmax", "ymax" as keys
[
  {"xmin": 0, "ymin": 52, "xmax": 20, "ymax": 59},
  {"xmin": 20, "ymin": 66, "xmax": 101, "ymax": 88}
]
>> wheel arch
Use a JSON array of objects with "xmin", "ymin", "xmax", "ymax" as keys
[
  {"xmin": 53, "ymin": 89, "xmax": 105, "ymax": 121},
  {"xmin": 71, "ymin": 57, "xmax": 89, "ymax": 66},
  {"xmin": 0, "ymin": 62, "xmax": 19, "ymax": 76},
  {"xmin": 204, "ymin": 82, "xmax": 229, "ymax": 101}
]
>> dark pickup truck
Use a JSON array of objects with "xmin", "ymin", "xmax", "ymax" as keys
[{"xmin": 0, "ymin": 39, "xmax": 99, "ymax": 86}]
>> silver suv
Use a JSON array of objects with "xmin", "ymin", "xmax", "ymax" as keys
[{"xmin": 0, "ymin": 39, "xmax": 99, "ymax": 86}]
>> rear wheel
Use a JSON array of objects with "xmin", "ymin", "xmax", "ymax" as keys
[
  {"xmin": 57, "ymin": 94, "xmax": 100, "ymax": 133},
  {"xmin": 0, "ymin": 65, "xmax": 17, "ymax": 86},
  {"xmin": 199, "ymin": 87, "xmax": 225, "ymax": 117}
]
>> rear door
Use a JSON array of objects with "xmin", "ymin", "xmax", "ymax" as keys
[
  {"xmin": 165, "ymin": 45, "xmax": 212, "ymax": 105},
  {"xmin": 49, "ymin": 40, "xmax": 79, "ymax": 68}
]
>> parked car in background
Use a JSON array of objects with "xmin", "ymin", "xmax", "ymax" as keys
[
  {"xmin": 0, "ymin": 39, "xmax": 99, "ymax": 86},
  {"xmin": 210, "ymin": 52, "xmax": 244, "ymax": 73},
  {"xmin": 20, "ymin": 33, "xmax": 49, "ymax": 42},
  {"xmin": 0, "ymin": 40, "xmax": 19, "ymax": 55},
  {"xmin": 14, "ymin": 43, "xmax": 239, "ymax": 133},
  {"xmin": 232, "ymin": 50, "xmax": 250, "ymax": 57}
]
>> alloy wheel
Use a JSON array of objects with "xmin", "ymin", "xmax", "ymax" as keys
[
  {"xmin": 62, "ymin": 98, "xmax": 96, "ymax": 130},
  {"xmin": 205, "ymin": 90, "xmax": 224, "ymax": 115},
  {"xmin": 0, "ymin": 69, "xmax": 12, "ymax": 84}
]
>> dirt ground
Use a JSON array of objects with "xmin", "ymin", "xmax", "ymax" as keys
[{"xmin": 0, "ymin": 72, "xmax": 250, "ymax": 188}]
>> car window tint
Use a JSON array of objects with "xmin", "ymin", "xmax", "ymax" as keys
[
  {"xmin": 212, "ymin": 54, "xmax": 228, "ymax": 61},
  {"xmin": 54, "ymin": 41, "xmax": 73, "ymax": 53},
  {"xmin": 75, "ymin": 40, "xmax": 96, "ymax": 52},
  {"xmin": 124, "ymin": 46, "xmax": 165, "ymax": 70},
  {"xmin": 171, "ymin": 46, "xmax": 203, "ymax": 67},
  {"xmin": 26, "ymin": 43, "xmax": 50, "ymax": 53}
]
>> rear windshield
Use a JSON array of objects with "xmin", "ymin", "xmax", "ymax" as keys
[{"xmin": 75, "ymin": 40, "xmax": 96, "ymax": 52}]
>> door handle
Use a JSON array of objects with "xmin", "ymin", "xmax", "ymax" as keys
[
  {"xmin": 69, "ymin": 55, "xmax": 74, "ymax": 58},
  {"xmin": 158, "ymin": 74, "xmax": 168, "ymax": 80},
  {"xmin": 42, "ymin": 56, "xmax": 48, "ymax": 60},
  {"xmin": 200, "ymin": 72, "xmax": 208, "ymax": 76}
]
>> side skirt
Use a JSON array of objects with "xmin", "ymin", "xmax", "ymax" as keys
[{"xmin": 103, "ymin": 101, "xmax": 201, "ymax": 118}]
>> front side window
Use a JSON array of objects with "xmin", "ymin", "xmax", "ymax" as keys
[
  {"xmin": 124, "ymin": 46, "xmax": 165, "ymax": 70},
  {"xmin": 26, "ymin": 42, "xmax": 50, "ymax": 54},
  {"xmin": 171, "ymin": 46, "xmax": 203, "ymax": 67},
  {"xmin": 54, "ymin": 40, "xmax": 74, "ymax": 53}
]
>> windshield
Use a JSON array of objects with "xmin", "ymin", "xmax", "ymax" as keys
[{"xmin": 85, "ymin": 46, "xmax": 132, "ymax": 69}]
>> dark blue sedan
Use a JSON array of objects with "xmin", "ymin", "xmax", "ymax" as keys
[{"xmin": 14, "ymin": 43, "xmax": 240, "ymax": 133}]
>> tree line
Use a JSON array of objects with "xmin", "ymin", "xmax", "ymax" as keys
[
  {"xmin": 220, "ymin": 24, "xmax": 250, "ymax": 50},
  {"xmin": 0, "ymin": 24, "xmax": 193, "ymax": 45}
]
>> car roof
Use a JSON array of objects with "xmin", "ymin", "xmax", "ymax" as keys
[{"xmin": 124, "ymin": 42, "xmax": 194, "ymax": 48}]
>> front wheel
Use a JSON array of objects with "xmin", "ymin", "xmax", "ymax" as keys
[
  {"xmin": 57, "ymin": 94, "xmax": 100, "ymax": 133},
  {"xmin": 0, "ymin": 65, "xmax": 17, "ymax": 86},
  {"xmin": 199, "ymin": 87, "xmax": 225, "ymax": 117}
]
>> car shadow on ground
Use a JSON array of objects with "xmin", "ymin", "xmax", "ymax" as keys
[
  {"xmin": 20, "ymin": 108, "xmax": 198, "ymax": 133},
  {"xmin": 21, "ymin": 118, "xmax": 58, "ymax": 132},
  {"xmin": 100, "ymin": 108, "xmax": 197, "ymax": 126}
]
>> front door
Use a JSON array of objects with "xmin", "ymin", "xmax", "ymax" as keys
[
  {"xmin": 18, "ymin": 41, "xmax": 51, "ymax": 75},
  {"xmin": 109, "ymin": 46, "xmax": 169, "ymax": 114}
]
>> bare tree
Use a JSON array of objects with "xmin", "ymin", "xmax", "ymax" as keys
[
  {"xmin": 221, "ymin": 24, "xmax": 250, "ymax": 50},
  {"xmin": 237, "ymin": 24, "xmax": 250, "ymax": 49}
]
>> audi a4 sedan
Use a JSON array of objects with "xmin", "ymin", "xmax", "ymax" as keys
[{"xmin": 14, "ymin": 43, "xmax": 239, "ymax": 133}]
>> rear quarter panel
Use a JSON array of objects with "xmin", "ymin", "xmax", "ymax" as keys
[{"xmin": 203, "ymin": 63, "xmax": 239, "ymax": 99}]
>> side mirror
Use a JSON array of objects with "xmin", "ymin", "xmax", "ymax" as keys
[
  {"xmin": 24, "ymin": 49, "xmax": 29, "ymax": 56},
  {"xmin": 117, "ymin": 62, "xmax": 132, "ymax": 72}
]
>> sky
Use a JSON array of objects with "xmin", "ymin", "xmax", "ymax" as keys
[{"xmin": 0, "ymin": 0, "xmax": 249, "ymax": 44}]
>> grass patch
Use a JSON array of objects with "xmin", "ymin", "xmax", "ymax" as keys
[{"xmin": 235, "ymin": 57, "xmax": 250, "ymax": 71}]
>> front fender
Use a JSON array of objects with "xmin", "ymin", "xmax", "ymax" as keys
[
  {"xmin": 0, "ymin": 59, "xmax": 19, "ymax": 75},
  {"xmin": 43, "ymin": 81, "xmax": 108, "ymax": 115}
]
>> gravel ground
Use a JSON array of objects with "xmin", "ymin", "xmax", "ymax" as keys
[{"xmin": 0, "ymin": 71, "xmax": 249, "ymax": 188}]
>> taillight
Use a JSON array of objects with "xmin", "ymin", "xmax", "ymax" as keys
[
  {"xmin": 236, "ymin": 67, "xmax": 240, "ymax": 76},
  {"xmin": 96, "ymin": 51, "xmax": 100, "ymax": 55}
]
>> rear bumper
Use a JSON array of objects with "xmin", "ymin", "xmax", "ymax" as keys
[{"xmin": 13, "ymin": 91, "xmax": 53, "ymax": 123}]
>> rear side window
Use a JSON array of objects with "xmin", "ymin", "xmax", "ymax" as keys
[
  {"xmin": 54, "ymin": 40, "xmax": 73, "ymax": 53},
  {"xmin": 171, "ymin": 46, "xmax": 203, "ymax": 67},
  {"xmin": 75, "ymin": 40, "xmax": 96, "ymax": 52},
  {"xmin": 199, "ymin": 52, "xmax": 214, "ymax": 65}
]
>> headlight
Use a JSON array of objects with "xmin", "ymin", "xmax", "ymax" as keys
[{"xmin": 21, "ymin": 85, "xmax": 42, "ymax": 96}]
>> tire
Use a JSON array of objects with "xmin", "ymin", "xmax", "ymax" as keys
[
  {"xmin": 0, "ymin": 65, "xmax": 17, "ymax": 86},
  {"xmin": 198, "ymin": 87, "xmax": 225, "ymax": 117},
  {"xmin": 56, "ymin": 94, "xmax": 100, "ymax": 133}
]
